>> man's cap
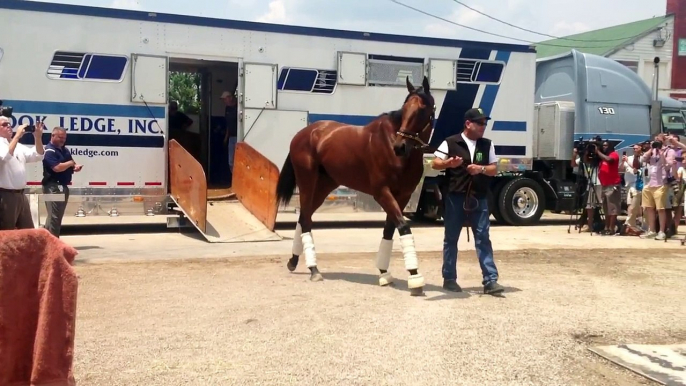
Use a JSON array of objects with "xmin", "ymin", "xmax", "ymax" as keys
[{"xmin": 464, "ymin": 107, "xmax": 491, "ymax": 122}]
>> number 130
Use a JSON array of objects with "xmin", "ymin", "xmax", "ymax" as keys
[{"xmin": 598, "ymin": 107, "xmax": 615, "ymax": 115}]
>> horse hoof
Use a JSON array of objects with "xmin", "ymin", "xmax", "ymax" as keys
[
  {"xmin": 407, "ymin": 273, "xmax": 425, "ymax": 296},
  {"xmin": 379, "ymin": 272, "xmax": 394, "ymax": 286},
  {"xmin": 409, "ymin": 286, "xmax": 424, "ymax": 297},
  {"xmin": 310, "ymin": 272, "xmax": 323, "ymax": 282}
]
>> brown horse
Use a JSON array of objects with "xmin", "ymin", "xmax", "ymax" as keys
[{"xmin": 275, "ymin": 76, "xmax": 435, "ymax": 296}]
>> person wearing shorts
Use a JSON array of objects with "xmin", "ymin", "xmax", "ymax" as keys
[
  {"xmin": 595, "ymin": 141, "xmax": 621, "ymax": 235},
  {"xmin": 640, "ymin": 134, "xmax": 675, "ymax": 240}
]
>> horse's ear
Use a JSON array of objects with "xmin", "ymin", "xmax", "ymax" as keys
[
  {"xmin": 406, "ymin": 76, "xmax": 415, "ymax": 93},
  {"xmin": 423, "ymin": 76, "xmax": 430, "ymax": 94}
]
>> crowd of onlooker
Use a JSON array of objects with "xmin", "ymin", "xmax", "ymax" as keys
[{"xmin": 572, "ymin": 133, "xmax": 686, "ymax": 240}]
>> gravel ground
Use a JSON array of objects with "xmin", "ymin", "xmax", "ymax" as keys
[{"xmin": 73, "ymin": 249, "xmax": 686, "ymax": 385}]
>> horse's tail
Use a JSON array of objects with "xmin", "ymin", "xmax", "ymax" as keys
[{"xmin": 276, "ymin": 152, "xmax": 297, "ymax": 208}]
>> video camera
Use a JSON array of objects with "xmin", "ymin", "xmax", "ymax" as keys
[
  {"xmin": 0, "ymin": 100, "xmax": 12, "ymax": 119},
  {"xmin": 575, "ymin": 135, "xmax": 604, "ymax": 163}
]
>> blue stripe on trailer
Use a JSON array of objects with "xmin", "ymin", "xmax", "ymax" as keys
[
  {"xmin": 495, "ymin": 145, "xmax": 526, "ymax": 156},
  {"xmin": 479, "ymin": 50, "xmax": 511, "ymax": 118},
  {"xmin": 492, "ymin": 121, "xmax": 527, "ymax": 132},
  {"xmin": 430, "ymin": 48, "xmax": 493, "ymax": 148}
]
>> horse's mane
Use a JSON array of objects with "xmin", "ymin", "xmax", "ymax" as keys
[{"xmin": 379, "ymin": 86, "xmax": 432, "ymax": 129}]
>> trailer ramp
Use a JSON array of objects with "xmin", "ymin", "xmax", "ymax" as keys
[{"xmin": 168, "ymin": 140, "xmax": 282, "ymax": 243}]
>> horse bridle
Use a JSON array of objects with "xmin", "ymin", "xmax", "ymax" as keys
[{"xmin": 396, "ymin": 104, "xmax": 436, "ymax": 151}]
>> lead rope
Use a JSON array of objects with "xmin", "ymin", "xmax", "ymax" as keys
[{"xmin": 463, "ymin": 179, "xmax": 477, "ymax": 243}]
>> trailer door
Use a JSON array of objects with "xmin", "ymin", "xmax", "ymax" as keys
[
  {"xmin": 121, "ymin": 54, "xmax": 169, "ymax": 190},
  {"xmin": 242, "ymin": 62, "xmax": 277, "ymax": 111}
]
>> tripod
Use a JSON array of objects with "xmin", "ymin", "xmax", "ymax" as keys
[{"xmin": 568, "ymin": 161, "xmax": 604, "ymax": 235}]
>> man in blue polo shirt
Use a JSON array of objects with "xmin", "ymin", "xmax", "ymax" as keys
[{"xmin": 42, "ymin": 127, "xmax": 82, "ymax": 237}]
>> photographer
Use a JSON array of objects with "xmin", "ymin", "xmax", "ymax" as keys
[
  {"xmin": 0, "ymin": 116, "xmax": 45, "ymax": 230},
  {"xmin": 640, "ymin": 134, "xmax": 675, "ymax": 240},
  {"xmin": 594, "ymin": 140, "xmax": 622, "ymax": 235},
  {"xmin": 620, "ymin": 143, "xmax": 644, "ymax": 230},
  {"xmin": 664, "ymin": 134, "xmax": 686, "ymax": 234},
  {"xmin": 571, "ymin": 144, "xmax": 602, "ymax": 233}
]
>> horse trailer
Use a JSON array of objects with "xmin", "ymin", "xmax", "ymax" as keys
[{"xmin": 1, "ymin": 1, "xmax": 677, "ymax": 235}]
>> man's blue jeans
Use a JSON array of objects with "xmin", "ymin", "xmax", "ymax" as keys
[{"xmin": 442, "ymin": 192, "xmax": 499, "ymax": 285}]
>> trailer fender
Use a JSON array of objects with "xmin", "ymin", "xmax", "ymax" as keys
[{"xmin": 497, "ymin": 177, "xmax": 546, "ymax": 226}]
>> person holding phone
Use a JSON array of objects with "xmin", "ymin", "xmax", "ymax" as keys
[{"xmin": 0, "ymin": 117, "xmax": 45, "ymax": 230}]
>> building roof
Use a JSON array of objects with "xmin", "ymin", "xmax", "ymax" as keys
[{"xmin": 534, "ymin": 15, "xmax": 671, "ymax": 58}]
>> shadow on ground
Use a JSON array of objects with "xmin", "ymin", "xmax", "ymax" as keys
[{"xmin": 292, "ymin": 271, "xmax": 522, "ymax": 300}]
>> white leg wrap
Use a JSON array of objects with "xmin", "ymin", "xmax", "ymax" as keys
[
  {"xmin": 376, "ymin": 238, "xmax": 395, "ymax": 286},
  {"xmin": 399, "ymin": 234, "xmax": 418, "ymax": 271},
  {"xmin": 301, "ymin": 232, "xmax": 317, "ymax": 268},
  {"xmin": 375, "ymin": 238, "xmax": 393, "ymax": 271},
  {"xmin": 292, "ymin": 223, "xmax": 303, "ymax": 255}
]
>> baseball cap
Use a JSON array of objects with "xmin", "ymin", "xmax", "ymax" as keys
[{"xmin": 464, "ymin": 107, "xmax": 491, "ymax": 122}]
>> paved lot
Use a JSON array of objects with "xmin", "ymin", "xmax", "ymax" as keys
[{"xmin": 73, "ymin": 248, "xmax": 685, "ymax": 385}]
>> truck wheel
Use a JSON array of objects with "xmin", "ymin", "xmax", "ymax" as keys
[
  {"xmin": 497, "ymin": 177, "xmax": 545, "ymax": 226},
  {"xmin": 489, "ymin": 179, "xmax": 509, "ymax": 224}
]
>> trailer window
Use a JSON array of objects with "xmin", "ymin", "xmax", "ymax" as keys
[
  {"xmin": 456, "ymin": 59, "xmax": 505, "ymax": 85},
  {"xmin": 277, "ymin": 67, "xmax": 336, "ymax": 94},
  {"xmin": 46, "ymin": 51, "xmax": 128, "ymax": 82},
  {"xmin": 367, "ymin": 55, "xmax": 424, "ymax": 87}
]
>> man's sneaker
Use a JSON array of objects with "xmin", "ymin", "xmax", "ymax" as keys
[
  {"xmin": 640, "ymin": 231, "xmax": 658, "ymax": 239},
  {"xmin": 484, "ymin": 281, "xmax": 505, "ymax": 294},
  {"xmin": 655, "ymin": 231, "xmax": 667, "ymax": 240},
  {"xmin": 443, "ymin": 279, "xmax": 462, "ymax": 292}
]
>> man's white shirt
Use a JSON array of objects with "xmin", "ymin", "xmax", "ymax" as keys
[
  {"xmin": 0, "ymin": 137, "xmax": 44, "ymax": 190},
  {"xmin": 434, "ymin": 132, "xmax": 498, "ymax": 164}
]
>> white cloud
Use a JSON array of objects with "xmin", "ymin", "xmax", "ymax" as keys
[
  {"xmin": 110, "ymin": 0, "xmax": 141, "ymax": 10},
  {"xmin": 551, "ymin": 21, "xmax": 591, "ymax": 36},
  {"xmin": 256, "ymin": 0, "xmax": 288, "ymax": 24},
  {"xmin": 422, "ymin": 6, "xmax": 485, "ymax": 39}
]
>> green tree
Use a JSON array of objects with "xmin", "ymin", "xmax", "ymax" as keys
[{"xmin": 169, "ymin": 71, "xmax": 201, "ymax": 115}]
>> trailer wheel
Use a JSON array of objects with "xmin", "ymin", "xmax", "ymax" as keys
[
  {"xmin": 497, "ymin": 177, "xmax": 545, "ymax": 226},
  {"xmin": 489, "ymin": 179, "xmax": 509, "ymax": 224}
]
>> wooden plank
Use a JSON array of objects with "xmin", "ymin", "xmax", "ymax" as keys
[
  {"xmin": 232, "ymin": 142, "xmax": 280, "ymax": 231},
  {"xmin": 589, "ymin": 344, "xmax": 686, "ymax": 385},
  {"xmin": 168, "ymin": 140, "xmax": 207, "ymax": 233}
]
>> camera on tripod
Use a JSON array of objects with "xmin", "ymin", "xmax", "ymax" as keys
[{"xmin": 575, "ymin": 135, "xmax": 604, "ymax": 164}]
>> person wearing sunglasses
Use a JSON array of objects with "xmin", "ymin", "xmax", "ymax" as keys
[
  {"xmin": 431, "ymin": 108, "xmax": 504, "ymax": 295},
  {"xmin": 0, "ymin": 117, "xmax": 45, "ymax": 230}
]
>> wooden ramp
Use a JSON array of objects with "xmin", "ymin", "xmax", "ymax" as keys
[{"xmin": 168, "ymin": 140, "xmax": 282, "ymax": 243}]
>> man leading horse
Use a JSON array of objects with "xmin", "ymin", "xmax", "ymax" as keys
[{"xmin": 431, "ymin": 108, "xmax": 506, "ymax": 295}]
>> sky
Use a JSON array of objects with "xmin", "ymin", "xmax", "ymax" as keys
[{"xmin": 31, "ymin": 0, "xmax": 667, "ymax": 45}]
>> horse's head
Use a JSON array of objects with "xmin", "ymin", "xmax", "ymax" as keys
[{"xmin": 393, "ymin": 75, "xmax": 435, "ymax": 157}]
